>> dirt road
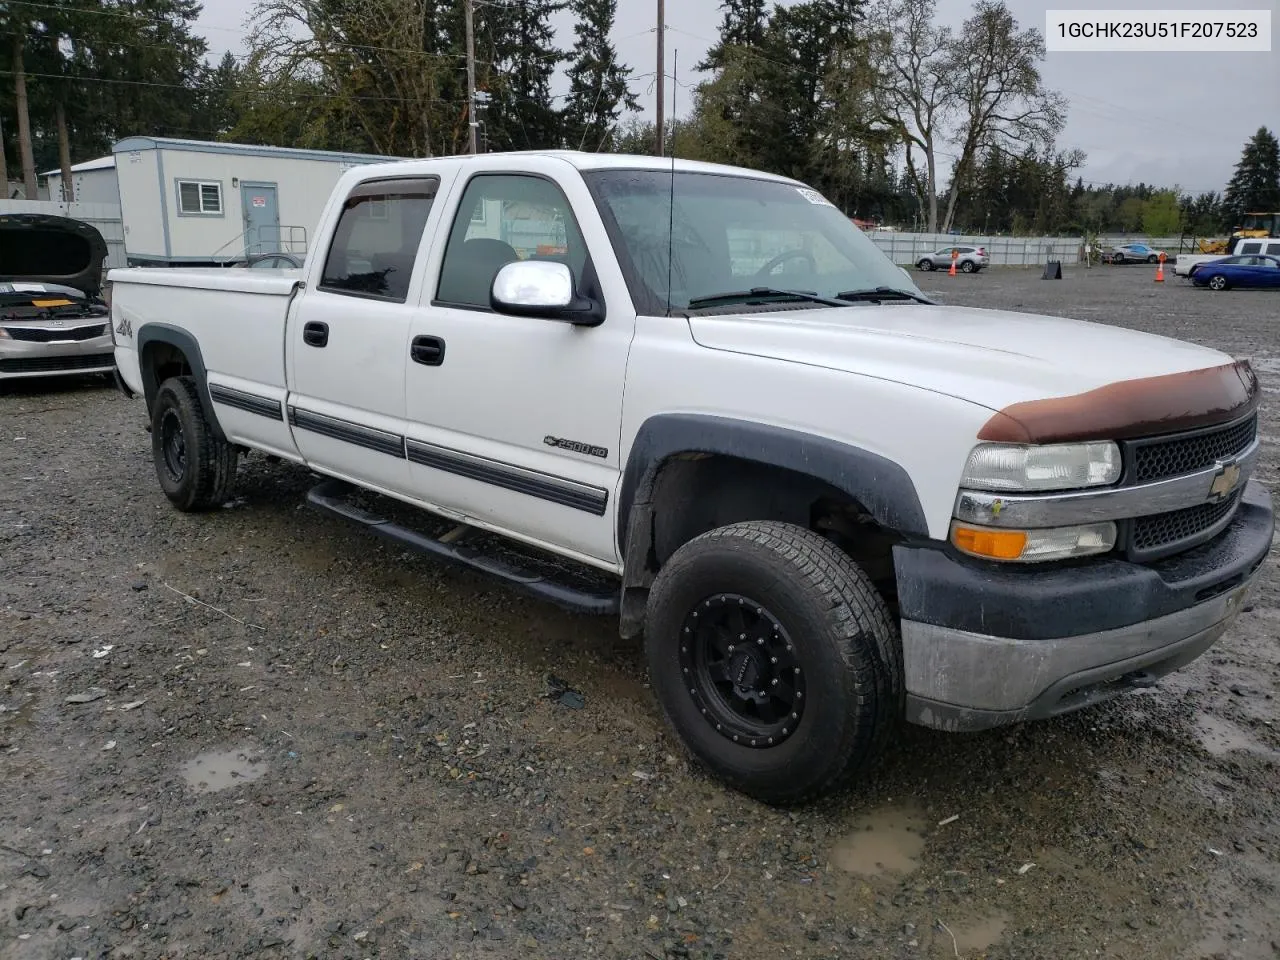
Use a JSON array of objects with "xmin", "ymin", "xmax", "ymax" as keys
[{"xmin": 1, "ymin": 266, "xmax": 1277, "ymax": 959}]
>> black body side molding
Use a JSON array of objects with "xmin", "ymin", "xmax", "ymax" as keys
[
  {"xmin": 136, "ymin": 323, "xmax": 225, "ymax": 440},
  {"xmin": 306, "ymin": 478, "xmax": 621, "ymax": 616}
]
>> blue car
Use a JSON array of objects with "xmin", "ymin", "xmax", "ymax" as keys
[{"xmin": 1191, "ymin": 254, "xmax": 1280, "ymax": 291}]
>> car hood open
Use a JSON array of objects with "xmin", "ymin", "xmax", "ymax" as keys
[{"xmin": 0, "ymin": 212, "xmax": 109, "ymax": 298}]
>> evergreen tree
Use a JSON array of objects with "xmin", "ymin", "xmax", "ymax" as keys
[
  {"xmin": 697, "ymin": 0, "xmax": 770, "ymax": 72},
  {"xmin": 1223, "ymin": 126, "xmax": 1280, "ymax": 223},
  {"xmin": 561, "ymin": 0, "xmax": 638, "ymax": 151},
  {"xmin": 479, "ymin": 0, "xmax": 567, "ymax": 151}
]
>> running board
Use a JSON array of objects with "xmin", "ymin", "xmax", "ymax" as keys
[{"xmin": 306, "ymin": 478, "xmax": 620, "ymax": 616}]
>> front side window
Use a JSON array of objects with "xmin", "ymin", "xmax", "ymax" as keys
[
  {"xmin": 436, "ymin": 174, "xmax": 589, "ymax": 309},
  {"xmin": 177, "ymin": 180, "xmax": 222, "ymax": 215},
  {"xmin": 319, "ymin": 177, "xmax": 438, "ymax": 302},
  {"xmin": 583, "ymin": 169, "xmax": 923, "ymax": 314}
]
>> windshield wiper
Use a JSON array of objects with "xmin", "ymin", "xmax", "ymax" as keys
[
  {"xmin": 686, "ymin": 287, "xmax": 848, "ymax": 309},
  {"xmin": 835, "ymin": 286, "xmax": 934, "ymax": 305}
]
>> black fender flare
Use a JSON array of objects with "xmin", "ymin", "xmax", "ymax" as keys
[
  {"xmin": 613, "ymin": 414, "xmax": 929, "ymax": 637},
  {"xmin": 136, "ymin": 323, "xmax": 226, "ymax": 441}
]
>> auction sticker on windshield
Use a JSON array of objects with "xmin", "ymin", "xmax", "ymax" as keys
[{"xmin": 796, "ymin": 187, "xmax": 832, "ymax": 205}]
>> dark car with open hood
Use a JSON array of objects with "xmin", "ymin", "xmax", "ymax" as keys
[{"xmin": 0, "ymin": 212, "xmax": 114, "ymax": 382}]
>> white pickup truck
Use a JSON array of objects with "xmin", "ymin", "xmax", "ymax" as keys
[{"xmin": 109, "ymin": 151, "xmax": 1273, "ymax": 803}]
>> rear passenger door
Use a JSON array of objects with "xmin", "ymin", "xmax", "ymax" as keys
[{"xmin": 285, "ymin": 175, "xmax": 443, "ymax": 497}]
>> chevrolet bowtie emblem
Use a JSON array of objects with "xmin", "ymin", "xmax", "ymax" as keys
[{"xmin": 1208, "ymin": 461, "xmax": 1242, "ymax": 502}]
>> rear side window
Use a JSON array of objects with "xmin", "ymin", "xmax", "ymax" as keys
[
  {"xmin": 319, "ymin": 177, "xmax": 438, "ymax": 302},
  {"xmin": 1239, "ymin": 241, "xmax": 1262, "ymax": 254},
  {"xmin": 1265, "ymin": 242, "xmax": 1280, "ymax": 256}
]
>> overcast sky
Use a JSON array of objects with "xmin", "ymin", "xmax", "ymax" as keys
[{"xmin": 195, "ymin": 0, "xmax": 1280, "ymax": 193}]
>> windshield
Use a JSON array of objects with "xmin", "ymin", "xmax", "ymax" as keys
[{"xmin": 582, "ymin": 170, "xmax": 922, "ymax": 314}]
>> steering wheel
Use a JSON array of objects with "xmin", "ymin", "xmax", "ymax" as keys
[{"xmin": 755, "ymin": 249, "xmax": 816, "ymax": 278}]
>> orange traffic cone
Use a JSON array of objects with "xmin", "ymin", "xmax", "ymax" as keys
[
  {"xmin": 1154, "ymin": 252, "xmax": 1165, "ymax": 282},
  {"xmin": 949, "ymin": 250, "xmax": 958, "ymax": 276}
]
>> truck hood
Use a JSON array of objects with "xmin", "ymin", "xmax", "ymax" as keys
[
  {"xmin": 0, "ymin": 213, "xmax": 109, "ymax": 298},
  {"xmin": 687, "ymin": 304, "xmax": 1235, "ymax": 414}
]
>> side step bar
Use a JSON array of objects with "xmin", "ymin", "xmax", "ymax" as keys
[{"xmin": 306, "ymin": 478, "xmax": 621, "ymax": 616}]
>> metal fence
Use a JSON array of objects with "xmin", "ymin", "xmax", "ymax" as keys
[
  {"xmin": 866, "ymin": 231, "xmax": 1084, "ymax": 266},
  {"xmin": 0, "ymin": 199, "xmax": 126, "ymax": 270}
]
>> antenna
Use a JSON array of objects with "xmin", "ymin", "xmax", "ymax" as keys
[{"xmin": 665, "ymin": 49, "xmax": 677, "ymax": 317}]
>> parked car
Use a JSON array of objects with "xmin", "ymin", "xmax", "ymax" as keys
[
  {"xmin": 0, "ymin": 213, "xmax": 113, "ymax": 382},
  {"xmin": 1103, "ymin": 242, "xmax": 1165, "ymax": 264},
  {"xmin": 1190, "ymin": 254, "xmax": 1280, "ymax": 291},
  {"xmin": 107, "ymin": 152, "xmax": 1272, "ymax": 804},
  {"xmin": 1176, "ymin": 238, "xmax": 1280, "ymax": 277},
  {"xmin": 916, "ymin": 245, "xmax": 989, "ymax": 272}
]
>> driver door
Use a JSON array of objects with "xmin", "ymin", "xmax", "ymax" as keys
[{"xmin": 401, "ymin": 165, "xmax": 635, "ymax": 566}]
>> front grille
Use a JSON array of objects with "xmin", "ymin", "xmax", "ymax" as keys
[
  {"xmin": 2, "ymin": 323, "xmax": 107, "ymax": 343},
  {"xmin": 1130, "ymin": 491, "xmax": 1241, "ymax": 555},
  {"xmin": 1129, "ymin": 414, "xmax": 1257, "ymax": 484},
  {"xmin": 0, "ymin": 353, "xmax": 114, "ymax": 373}
]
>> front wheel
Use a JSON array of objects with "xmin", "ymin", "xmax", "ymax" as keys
[
  {"xmin": 1208, "ymin": 274, "xmax": 1229, "ymax": 291},
  {"xmin": 1147, "ymin": 254, "xmax": 1159, "ymax": 264},
  {"xmin": 960, "ymin": 260, "xmax": 976, "ymax": 273},
  {"xmin": 644, "ymin": 521, "xmax": 900, "ymax": 805},
  {"xmin": 150, "ymin": 376, "xmax": 238, "ymax": 511}
]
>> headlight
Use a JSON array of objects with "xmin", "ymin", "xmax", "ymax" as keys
[
  {"xmin": 961, "ymin": 441, "xmax": 1121, "ymax": 492},
  {"xmin": 950, "ymin": 521, "xmax": 1117, "ymax": 563}
]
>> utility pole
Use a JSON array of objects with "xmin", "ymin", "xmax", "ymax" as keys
[
  {"xmin": 654, "ymin": 0, "xmax": 665, "ymax": 156},
  {"xmin": 465, "ymin": 0, "xmax": 478, "ymax": 155}
]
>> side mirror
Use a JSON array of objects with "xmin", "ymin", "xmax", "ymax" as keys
[{"xmin": 490, "ymin": 260, "xmax": 603, "ymax": 326}]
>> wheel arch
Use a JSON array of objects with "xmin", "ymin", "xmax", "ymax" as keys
[
  {"xmin": 616, "ymin": 414, "xmax": 929, "ymax": 636},
  {"xmin": 136, "ymin": 323, "xmax": 225, "ymax": 441}
]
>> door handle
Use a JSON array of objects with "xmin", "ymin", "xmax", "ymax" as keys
[
  {"xmin": 411, "ymin": 335, "xmax": 446, "ymax": 366},
  {"xmin": 302, "ymin": 321, "xmax": 329, "ymax": 347}
]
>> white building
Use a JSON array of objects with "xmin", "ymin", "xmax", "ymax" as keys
[
  {"xmin": 42, "ymin": 156, "xmax": 120, "ymax": 205},
  {"xmin": 111, "ymin": 137, "xmax": 403, "ymax": 266}
]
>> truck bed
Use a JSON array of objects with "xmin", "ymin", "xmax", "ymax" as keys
[{"xmin": 110, "ymin": 266, "xmax": 299, "ymax": 410}]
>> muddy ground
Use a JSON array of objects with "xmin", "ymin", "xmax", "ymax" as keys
[{"xmin": 1, "ymin": 265, "xmax": 1277, "ymax": 960}]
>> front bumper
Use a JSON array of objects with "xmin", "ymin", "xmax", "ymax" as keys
[
  {"xmin": 0, "ymin": 333, "xmax": 116, "ymax": 379},
  {"xmin": 895, "ymin": 479, "xmax": 1273, "ymax": 732}
]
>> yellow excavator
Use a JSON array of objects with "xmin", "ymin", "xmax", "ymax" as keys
[{"xmin": 1194, "ymin": 212, "xmax": 1280, "ymax": 254}]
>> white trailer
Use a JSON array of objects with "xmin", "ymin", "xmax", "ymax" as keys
[
  {"xmin": 43, "ymin": 156, "xmax": 121, "ymax": 205},
  {"xmin": 111, "ymin": 137, "xmax": 401, "ymax": 267}
]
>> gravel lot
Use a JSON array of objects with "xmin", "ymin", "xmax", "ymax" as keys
[{"xmin": 1, "ymin": 265, "xmax": 1277, "ymax": 960}]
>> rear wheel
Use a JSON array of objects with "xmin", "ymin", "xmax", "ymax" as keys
[
  {"xmin": 645, "ymin": 521, "xmax": 900, "ymax": 805},
  {"xmin": 150, "ymin": 376, "xmax": 237, "ymax": 511},
  {"xmin": 1208, "ymin": 274, "xmax": 1229, "ymax": 291},
  {"xmin": 917, "ymin": 258, "xmax": 933, "ymax": 271}
]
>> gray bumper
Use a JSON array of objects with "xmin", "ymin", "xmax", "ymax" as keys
[
  {"xmin": 903, "ymin": 575, "xmax": 1254, "ymax": 732},
  {"xmin": 0, "ymin": 333, "xmax": 115, "ymax": 379}
]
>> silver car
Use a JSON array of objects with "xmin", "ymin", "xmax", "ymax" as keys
[
  {"xmin": 0, "ymin": 214, "xmax": 114, "ymax": 382},
  {"xmin": 916, "ymin": 244, "xmax": 990, "ymax": 273}
]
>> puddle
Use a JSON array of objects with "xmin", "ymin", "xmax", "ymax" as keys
[
  {"xmin": 830, "ymin": 806, "xmax": 927, "ymax": 877},
  {"xmin": 943, "ymin": 911, "xmax": 1010, "ymax": 953},
  {"xmin": 1195, "ymin": 714, "xmax": 1275, "ymax": 759},
  {"xmin": 182, "ymin": 749, "xmax": 268, "ymax": 793}
]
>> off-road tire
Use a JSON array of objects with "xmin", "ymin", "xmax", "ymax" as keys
[
  {"xmin": 151, "ymin": 375, "xmax": 237, "ymax": 512},
  {"xmin": 645, "ymin": 521, "xmax": 901, "ymax": 805}
]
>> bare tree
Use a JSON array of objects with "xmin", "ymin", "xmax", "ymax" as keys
[
  {"xmin": 939, "ymin": 0, "xmax": 1065, "ymax": 232},
  {"xmin": 867, "ymin": 0, "xmax": 955, "ymax": 234},
  {"xmin": 55, "ymin": 102, "xmax": 74, "ymax": 202}
]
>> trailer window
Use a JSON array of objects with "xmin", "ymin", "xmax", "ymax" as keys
[
  {"xmin": 176, "ymin": 180, "xmax": 222, "ymax": 216},
  {"xmin": 319, "ymin": 177, "xmax": 439, "ymax": 303}
]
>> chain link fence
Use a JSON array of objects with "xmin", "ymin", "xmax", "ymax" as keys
[{"xmin": 866, "ymin": 232, "xmax": 1084, "ymax": 267}]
